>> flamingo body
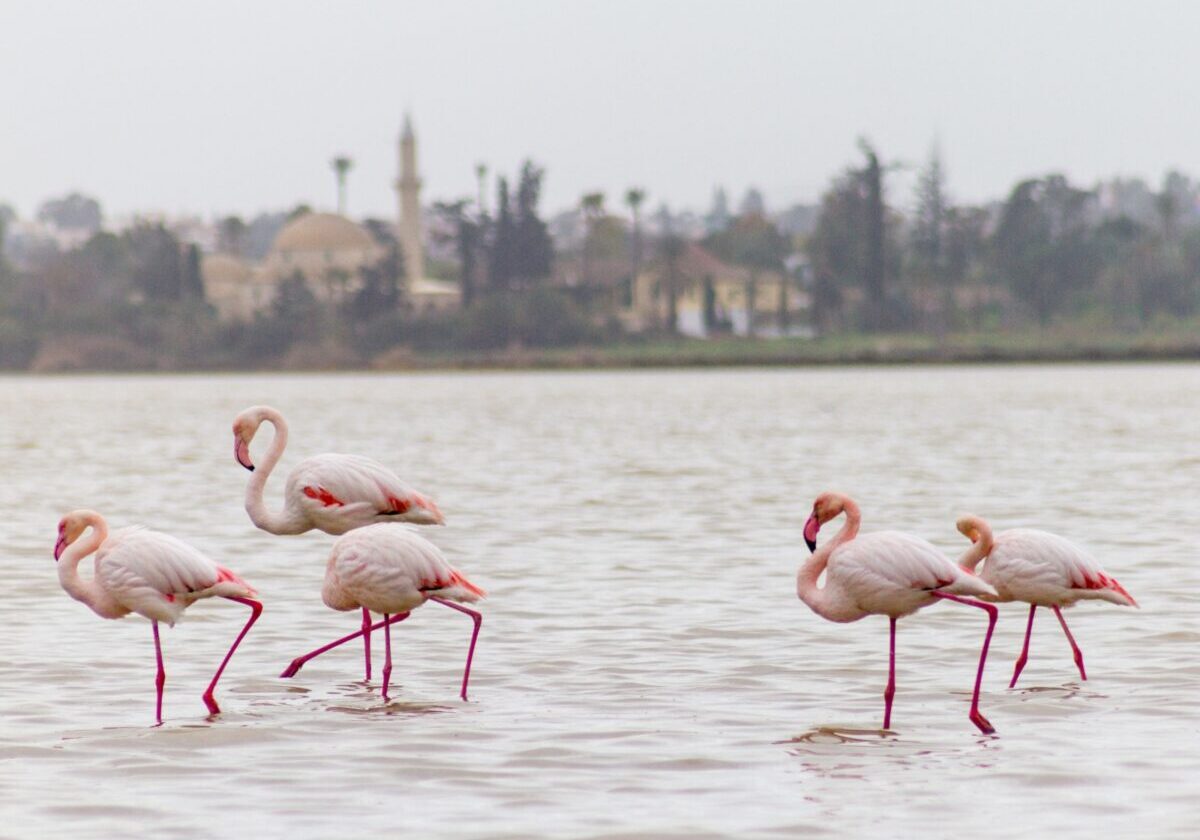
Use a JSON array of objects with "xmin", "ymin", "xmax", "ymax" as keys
[
  {"xmin": 92, "ymin": 528, "xmax": 255, "ymax": 624},
  {"xmin": 322, "ymin": 524, "xmax": 485, "ymax": 615},
  {"xmin": 282, "ymin": 523, "xmax": 485, "ymax": 701},
  {"xmin": 823, "ymin": 531, "xmax": 996, "ymax": 620},
  {"xmin": 978, "ymin": 529, "xmax": 1136, "ymax": 608},
  {"xmin": 280, "ymin": 453, "xmax": 443, "ymax": 536}
]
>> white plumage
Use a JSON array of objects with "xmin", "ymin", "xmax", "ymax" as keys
[
  {"xmin": 322, "ymin": 524, "xmax": 486, "ymax": 615},
  {"xmin": 827, "ymin": 530, "xmax": 996, "ymax": 619},
  {"xmin": 283, "ymin": 453, "xmax": 443, "ymax": 535},
  {"xmin": 93, "ymin": 527, "xmax": 255, "ymax": 624},
  {"xmin": 233, "ymin": 406, "xmax": 444, "ymax": 536},
  {"xmin": 978, "ymin": 528, "xmax": 1136, "ymax": 608}
]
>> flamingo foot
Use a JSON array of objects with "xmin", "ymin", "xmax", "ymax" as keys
[
  {"xmin": 202, "ymin": 691, "xmax": 221, "ymax": 716},
  {"xmin": 970, "ymin": 709, "xmax": 995, "ymax": 735},
  {"xmin": 280, "ymin": 659, "xmax": 305, "ymax": 679},
  {"xmin": 1009, "ymin": 654, "xmax": 1028, "ymax": 689}
]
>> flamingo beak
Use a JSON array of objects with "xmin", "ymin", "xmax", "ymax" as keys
[
  {"xmin": 803, "ymin": 512, "xmax": 820, "ymax": 553},
  {"xmin": 235, "ymin": 437, "xmax": 254, "ymax": 471},
  {"xmin": 54, "ymin": 535, "xmax": 66, "ymax": 562}
]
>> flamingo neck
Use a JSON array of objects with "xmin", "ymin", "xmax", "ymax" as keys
[
  {"xmin": 244, "ymin": 410, "xmax": 309, "ymax": 535},
  {"xmin": 57, "ymin": 515, "xmax": 126, "ymax": 619},
  {"xmin": 796, "ymin": 499, "xmax": 865, "ymax": 623},
  {"xmin": 957, "ymin": 518, "xmax": 994, "ymax": 572}
]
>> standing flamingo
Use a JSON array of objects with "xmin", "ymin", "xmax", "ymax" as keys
[
  {"xmin": 53, "ymin": 510, "xmax": 262, "ymax": 723},
  {"xmin": 232, "ymin": 405, "xmax": 444, "ymax": 536},
  {"xmin": 279, "ymin": 524, "xmax": 485, "ymax": 702},
  {"xmin": 798, "ymin": 492, "xmax": 1000, "ymax": 734},
  {"xmin": 232, "ymin": 405, "xmax": 444, "ymax": 681},
  {"xmin": 956, "ymin": 515, "xmax": 1137, "ymax": 688}
]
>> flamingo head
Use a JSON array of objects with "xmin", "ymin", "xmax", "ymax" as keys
[
  {"xmin": 956, "ymin": 514, "xmax": 988, "ymax": 544},
  {"xmin": 231, "ymin": 408, "xmax": 266, "ymax": 471},
  {"xmin": 803, "ymin": 491, "xmax": 847, "ymax": 552},
  {"xmin": 54, "ymin": 512, "xmax": 90, "ymax": 561}
]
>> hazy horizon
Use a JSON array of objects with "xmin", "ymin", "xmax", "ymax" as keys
[{"xmin": 4, "ymin": 0, "xmax": 1200, "ymax": 221}]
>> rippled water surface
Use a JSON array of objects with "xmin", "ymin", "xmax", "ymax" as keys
[{"xmin": 1, "ymin": 366, "xmax": 1198, "ymax": 838}]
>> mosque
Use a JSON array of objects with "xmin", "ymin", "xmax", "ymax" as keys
[{"xmin": 202, "ymin": 116, "xmax": 460, "ymax": 321}]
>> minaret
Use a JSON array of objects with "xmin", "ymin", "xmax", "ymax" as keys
[{"xmin": 396, "ymin": 114, "xmax": 424, "ymax": 281}]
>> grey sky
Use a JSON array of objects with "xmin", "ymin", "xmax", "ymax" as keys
[{"xmin": 3, "ymin": 0, "xmax": 1198, "ymax": 221}]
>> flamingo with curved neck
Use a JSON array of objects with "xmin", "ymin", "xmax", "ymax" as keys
[
  {"xmin": 233, "ymin": 406, "xmax": 445, "ymax": 537},
  {"xmin": 55, "ymin": 510, "xmax": 262, "ymax": 723},
  {"xmin": 955, "ymin": 513, "xmax": 1137, "ymax": 688},
  {"xmin": 797, "ymin": 492, "xmax": 1000, "ymax": 734},
  {"xmin": 233, "ymin": 405, "xmax": 444, "ymax": 681}
]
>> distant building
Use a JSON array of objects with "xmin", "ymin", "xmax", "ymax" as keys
[
  {"xmin": 201, "ymin": 117, "xmax": 459, "ymax": 321},
  {"xmin": 624, "ymin": 242, "xmax": 810, "ymax": 338}
]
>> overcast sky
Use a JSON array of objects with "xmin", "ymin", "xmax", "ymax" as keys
[{"xmin": 3, "ymin": 0, "xmax": 1199, "ymax": 222}]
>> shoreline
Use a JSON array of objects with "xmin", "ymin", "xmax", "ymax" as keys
[{"xmin": 5, "ymin": 330, "xmax": 1200, "ymax": 373}]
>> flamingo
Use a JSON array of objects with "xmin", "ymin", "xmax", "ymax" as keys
[
  {"xmin": 232, "ymin": 405, "xmax": 444, "ymax": 536},
  {"xmin": 798, "ymin": 492, "xmax": 1000, "ymax": 734},
  {"xmin": 278, "ymin": 523, "xmax": 485, "ymax": 702},
  {"xmin": 53, "ymin": 510, "xmax": 262, "ymax": 723},
  {"xmin": 232, "ymin": 405, "xmax": 444, "ymax": 680},
  {"xmin": 956, "ymin": 515, "xmax": 1137, "ymax": 688}
]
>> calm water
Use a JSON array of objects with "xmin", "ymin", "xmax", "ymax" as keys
[{"xmin": 0, "ymin": 366, "xmax": 1197, "ymax": 838}]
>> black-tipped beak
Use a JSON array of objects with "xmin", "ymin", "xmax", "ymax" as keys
[
  {"xmin": 803, "ymin": 513, "xmax": 819, "ymax": 553},
  {"xmin": 235, "ymin": 437, "xmax": 255, "ymax": 471},
  {"xmin": 54, "ymin": 536, "xmax": 66, "ymax": 562}
]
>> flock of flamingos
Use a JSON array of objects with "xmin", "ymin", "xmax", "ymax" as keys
[{"xmin": 54, "ymin": 405, "xmax": 1137, "ymax": 733}]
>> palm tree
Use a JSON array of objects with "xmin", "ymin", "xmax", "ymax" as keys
[
  {"xmin": 580, "ymin": 192, "xmax": 606, "ymax": 289},
  {"xmin": 331, "ymin": 156, "xmax": 354, "ymax": 215},
  {"xmin": 625, "ymin": 187, "xmax": 647, "ymax": 303},
  {"xmin": 475, "ymin": 162, "xmax": 489, "ymax": 215}
]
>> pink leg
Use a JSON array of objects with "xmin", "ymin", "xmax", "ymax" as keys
[
  {"xmin": 152, "ymin": 621, "xmax": 166, "ymax": 725},
  {"xmin": 931, "ymin": 592, "xmax": 998, "ymax": 735},
  {"xmin": 362, "ymin": 607, "xmax": 373, "ymax": 681},
  {"xmin": 202, "ymin": 597, "xmax": 263, "ymax": 716},
  {"xmin": 280, "ymin": 612, "xmax": 409, "ymax": 678},
  {"xmin": 1010, "ymin": 604, "xmax": 1037, "ymax": 688},
  {"xmin": 1052, "ymin": 605, "xmax": 1087, "ymax": 681},
  {"xmin": 429, "ymin": 597, "xmax": 483, "ymax": 701},
  {"xmin": 381, "ymin": 614, "xmax": 393, "ymax": 700},
  {"xmin": 883, "ymin": 616, "xmax": 897, "ymax": 729}
]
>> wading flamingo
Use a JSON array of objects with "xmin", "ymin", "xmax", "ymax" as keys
[
  {"xmin": 957, "ymin": 515, "xmax": 1137, "ymax": 688},
  {"xmin": 279, "ymin": 523, "xmax": 485, "ymax": 701},
  {"xmin": 53, "ymin": 510, "xmax": 262, "ymax": 723},
  {"xmin": 232, "ymin": 405, "xmax": 444, "ymax": 680},
  {"xmin": 799, "ymin": 492, "xmax": 1000, "ymax": 734},
  {"xmin": 232, "ymin": 405, "xmax": 444, "ymax": 536}
]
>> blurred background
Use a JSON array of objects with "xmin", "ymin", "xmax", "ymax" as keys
[{"xmin": 3, "ymin": 0, "xmax": 1200, "ymax": 370}]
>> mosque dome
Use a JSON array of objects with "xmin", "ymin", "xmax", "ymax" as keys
[{"xmin": 270, "ymin": 212, "xmax": 375, "ymax": 254}]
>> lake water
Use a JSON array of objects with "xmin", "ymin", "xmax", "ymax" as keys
[{"xmin": 0, "ymin": 366, "xmax": 1197, "ymax": 838}]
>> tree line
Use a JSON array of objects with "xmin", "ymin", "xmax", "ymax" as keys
[
  {"xmin": 808, "ymin": 140, "xmax": 1200, "ymax": 335},
  {"xmin": 3, "ymin": 144, "xmax": 1200, "ymax": 370}
]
